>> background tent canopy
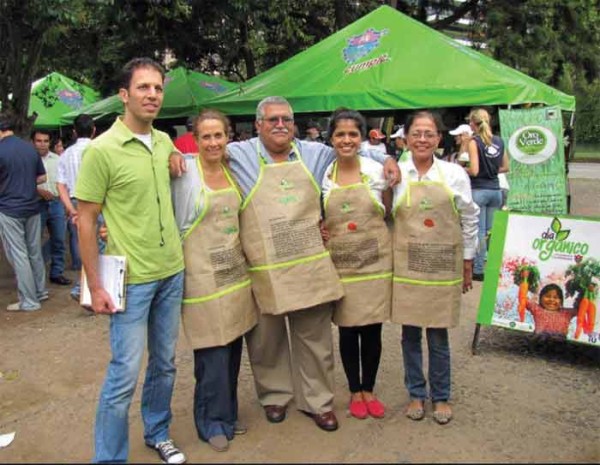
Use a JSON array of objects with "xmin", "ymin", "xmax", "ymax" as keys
[
  {"xmin": 206, "ymin": 5, "xmax": 575, "ymax": 116},
  {"xmin": 30, "ymin": 72, "xmax": 100, "ymax": 129},
  {"xmin": 62, "ymin": 67, "xmax": 236, "ymax": 125}
]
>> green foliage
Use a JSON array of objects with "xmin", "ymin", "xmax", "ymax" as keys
[
  {"xmin": 573, "ymin": 79, "xmax": 600, "ymax": 143},
  {"xmin": 2, "ymin": 0, "xmax": 599, "ymax": 141},
  {"xmin": 513, "ymin": 265, "xmax": 541, "ymax": 293},
  {"xmin": 565, "ymin": 257, "xmax": 600, "ymax": 299},
  {"xmin": 484, "ymin": 0, "xmax": 600, "ymax": 143}
]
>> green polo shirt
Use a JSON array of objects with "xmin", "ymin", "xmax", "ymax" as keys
[{"xmin": 75, "ymin": 117, "xmax": 184, "ymax": 284}]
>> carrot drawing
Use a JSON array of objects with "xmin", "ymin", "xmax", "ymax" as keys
[
  {"xmin": 512, "ymin": 265, "xmax": 539, "ymax": 323},
  {"xmin": 518, "ymin": 269, "xmax": 530, "ymax": 323},
  {"xmin": 565, "ymin": 258, "xmax": 600, "ymax": 341},
  {"xmin": 585, "ymin": 300, "xmax": 596, "ymax": 335},
  {"xmin": 574, "ymin": 292, "xmax": 590, "ymax": 340}
]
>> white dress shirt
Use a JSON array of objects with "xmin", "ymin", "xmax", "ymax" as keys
[
  {"xmin": 360, "ymin": 140, "xmax": 387, "ymax": 154},
  {"xmin": 393, "ymin": 157, "xmax": 479, "ymax": 259},
  {"xmin": 322, "ymin": 157, "xmax": 388, "ymax": 211},
  {"xmin": 57, "ymin": 138, "xmax": 92, "ymax": 197}
]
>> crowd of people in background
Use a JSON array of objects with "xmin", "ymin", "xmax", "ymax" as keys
[{"xmin": 0, "ymin": 56, "xmax": 515, "ymax": 464}]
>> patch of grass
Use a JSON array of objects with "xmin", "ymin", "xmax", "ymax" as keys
[{"xmin": 573, "ymin": 144, "xmax": 600, "ymax": 161}]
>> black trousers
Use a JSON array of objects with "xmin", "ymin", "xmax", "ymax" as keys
[{"xmin": 338, "ymin": 323, "xmax": 382, "ymax": 393}]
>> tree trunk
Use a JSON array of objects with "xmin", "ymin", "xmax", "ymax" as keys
[
  {"xmin": 239, "ymin": 20, "xmax": 256, "ymax": 79},
  {"xmin": 334, "ymin": 0, "xmax": 350, "ymax": 29}
]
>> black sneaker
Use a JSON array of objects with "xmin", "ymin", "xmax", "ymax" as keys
[
  {"xmin": 50, "ymin": 275, "xmax": 72, "ymax": 285},
  {"xmin": 148, "ymin": 439, "xmax": 186, "ymax": 464},
  {"xmin": 472, "ymin": 273, "xmax": 484, "ymax": 282}
]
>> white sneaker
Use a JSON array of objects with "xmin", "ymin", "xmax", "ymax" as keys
[
  {"xmin": 150, "ymin": 439, "xmax": 186, "ymax": 464},
  {"xmin": 6, "ymin": 302, "xmax": 41, "ymax": 312}
]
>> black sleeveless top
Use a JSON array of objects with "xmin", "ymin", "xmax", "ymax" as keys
[{"xmin": 470, "ymin": 135, "xmax": 504, "ymax": 190}]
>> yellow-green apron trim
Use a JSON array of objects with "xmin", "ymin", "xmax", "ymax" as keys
[
  {"xmin": 183, "ymin": 279, "xmax": 252, "ymax": 304},
  {"xmin": 242, "ymin": 141, "xmax": 319, "ymax": 210},
  {"xmin": 248, "ymin": 251, "xmax": 331, "ymax": 272},
  {"xmin": 393, "ymin": 276, "xmax": 463, "ymax": 286},
  {"xmin": 392, "ymin": 163, "xmax": 458, "ymax": 217},
  {"xmin": 324, "ymin": 159, "xmax": 385, "ymax": 217},
  {"xmin": 341, "ymin": 272, "xmax": 393, "ymax": 284},
  {"xmin": 182, "ymin": 158, "xmax": 241, "ymax": 241}
]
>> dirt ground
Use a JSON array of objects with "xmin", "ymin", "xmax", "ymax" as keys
[{"xmin": 1, "ymin": 175, "xmax": 599, "ymax": 464}]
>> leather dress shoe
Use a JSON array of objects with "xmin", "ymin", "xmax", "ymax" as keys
[
  {"xmin": 303, "ymin": 410, "xmax": 338, "ymax": 432},
  {"xmin": 50, "ymin": 275, "xmax": 72, "ymax": 285},
  {"xmin": 264, "ymin": 405, "xmax": 287, "ymax": 423}
]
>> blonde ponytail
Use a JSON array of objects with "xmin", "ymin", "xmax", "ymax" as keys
[{"xmin": 468, "ymin": 108, "xmax": 493, "ymax": 146}]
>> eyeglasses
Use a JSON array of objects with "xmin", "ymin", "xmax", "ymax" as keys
[
  {"xmin": 408, "ymin": 131, "xmax": 438, "ymax": 140},
  {"xmin": 261, "ymin": 116, "xmax": 294, "ymax": 124}
]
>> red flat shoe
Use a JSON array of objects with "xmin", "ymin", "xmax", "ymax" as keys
[
  {"xmin": 366, "ymin": 398, "xmax": 385, "ymax": 418},
  {"xmin": 349, "ymin": 399, "xmax": 368, "ymax": 419}
]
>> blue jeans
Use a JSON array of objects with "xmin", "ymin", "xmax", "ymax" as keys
[
  {"xmin": 193, "ymin": 337, "xmax": 242, "ymax": 442},
  {"xmin": 93, "ymin": 271, "xmax": 184, "ymax": 464},
  {"xmin": 401, "ymin": 325, "xmax": 451, "ymax": 403},
  {"xmin": 472, "ymin": 189, "xmax": 503, "ymax": 275},
  {"xmin": 40, "ymin": 199, "xmax": 67, "ymax": 278},
  {"xmin": 0, "ymin": 212, "xmax": 47, "ymax": 309},
  {"xmin": 67, "ymin": 198, "xmax": 81, "ymax": 271}
]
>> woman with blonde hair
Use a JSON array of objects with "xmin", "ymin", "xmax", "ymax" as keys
[
  {"xmin": 466, "ymin": 108, "xmax": 509, "ymax": 281},
  {"xmin": 171, "ymin": 109, "xmax": 258, "ymax": 452}
]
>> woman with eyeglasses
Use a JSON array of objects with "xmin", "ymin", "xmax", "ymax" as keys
[
  {"xmin": 465, "ymin": 108, "xmax": 509, "ymax": 281},
  {"xmin": 391, "ymin": 110, "xmax": 479, "ymax": 425},
  {"xmin": 321, "ymin": 108, "xmax": 392, "ymax": 420},
  {"xmin": 170, "ymin": 109, "xmax": 257, "ymax": 452}
]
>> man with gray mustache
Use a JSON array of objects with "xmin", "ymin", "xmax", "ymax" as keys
[{"xmin": 172, "ymin": 96, "xmax": 400, "ymax": 432}]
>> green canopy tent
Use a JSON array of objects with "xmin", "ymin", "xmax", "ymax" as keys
[
  {"xmin": 62, "ymin": 67, "xmax": 236, "ymax": 125},
  {"xmin": 206, "ymin": 5, "xmax": 575, "ymax": 115},
  {"xmin": 30, "ymin": 72, "xmax": 100, "ymax": 129}
]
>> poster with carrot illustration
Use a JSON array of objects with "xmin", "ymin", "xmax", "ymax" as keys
[{"xmin": 477, "ymin": 211, "xmax": 600, "ymax": 347}]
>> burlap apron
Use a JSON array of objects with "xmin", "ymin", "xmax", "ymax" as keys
[
  {"xmin": 323, "ymin": 161, "xmax": 391, "ymax": 327},
  {"xmin": 391, "ymin": 166, "xmax": 463, "ymax": 328},
  {"xmin": 240, "ymin": 142, "xmax": 343, "ymax": 315},
  {"xmin": 181, "ymin": 160, "xmax": 257, "ymax": 349}
]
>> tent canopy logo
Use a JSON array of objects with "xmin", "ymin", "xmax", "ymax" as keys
[
  {"xmin": 343, "ymin": 28, "xmax": 389, "ymax": 74},
  {"xmin": 58, "ymin": 90, "xmax": 84, "ymax": 109},
  {"xmin": 200, "ymin": 81, "xmax": 228, "ymax": 94}
]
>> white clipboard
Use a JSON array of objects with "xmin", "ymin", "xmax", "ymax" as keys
[{"xmin": 80, "ymin": 255, "xmax": 127, "ymax": 312}]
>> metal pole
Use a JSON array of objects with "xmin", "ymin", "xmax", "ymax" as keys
[{"xmin": 471, "ymin": 323, "xmax": 482, "ymax": 355}]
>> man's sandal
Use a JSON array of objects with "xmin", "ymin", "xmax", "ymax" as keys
[
  {"xmin": 432, "ymin": 402, "xmax": 453, "ymax": 425},
  {"xmin": 405, "ymin": 400, "xmax": 425, "ymax": 421}
]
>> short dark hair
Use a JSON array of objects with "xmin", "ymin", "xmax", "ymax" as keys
[
  {"xmin": 404, "ymin": 110, "xmax": 444, "ymax": 135},
  {"xmin": 0, "ymin": 111, "xmax": 16, "ymax": 131},
  {"xmin": 31, "ymin": 128, "xmax": 51, "ymax": 140},
  {"xmin": 117, "ymin": 57, "xmax": 165, "ymax": 91},
  {"xmin": 326, "ymin": 107, "xmax": 367, "ymax": 140},
  {"xmin": 74, "ymin": 114, "xmax": 95, "ymax": 138},
  {"xmin": 186, "ymin": 116, "xmax": 194, "ymax": 131}
]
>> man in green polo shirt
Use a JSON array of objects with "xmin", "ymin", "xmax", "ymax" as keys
[{"xmin": 75, "ymin": 57, "xmax": 186, "ymax": 464}]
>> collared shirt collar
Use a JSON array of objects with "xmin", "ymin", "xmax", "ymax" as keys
[
  {"xmin": 256, "ymin": 137, "xmax": 300, "ymax": 162},
  {"xmin": 406, "ymin": 155, "xmax": 439, "ymax": 180},
  {"xmin": 110, "ymin": 116, "xmax": 159, "ymax": 147}
]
